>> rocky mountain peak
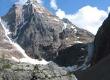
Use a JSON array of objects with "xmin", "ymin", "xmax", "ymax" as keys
[
  {"xmin": 1, "ymin": 0, "xmax": 94, "ymax": 69},
  {"xmin": 16, "ymin": 0, "xmax": 52, "ymax": 16}
]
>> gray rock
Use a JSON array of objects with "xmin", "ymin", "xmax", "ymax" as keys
[
  {"xmin": 0, "ymin": 59, "xmax": 77, "ymax": 80},
  {"xmin": 1, "ymin": 1, "xmax": 94, "ymax": 62}
]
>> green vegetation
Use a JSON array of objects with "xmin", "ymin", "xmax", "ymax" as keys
[{"xmin": 2, "ymin": 64, "xmax": 12, "ymax": 69}]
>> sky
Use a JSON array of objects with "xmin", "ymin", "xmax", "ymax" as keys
[{"xmin": 0, "ymin": 0, "xmax": 110, "ymax": 34}]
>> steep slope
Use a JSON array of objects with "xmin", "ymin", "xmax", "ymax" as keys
[
  {"xmin": 2, "ymin": 2, "xmax": 63, "ymax": 60},
  {"xmin": 0, "ymin": 18, "xmax": 49, "ymax": 65},
  {"xmin": 92, "ymin": 13, "xmax": 110, "ymax": 64},
  {"xmin": 0, "ymin": 18, "xmax": 24, "ymax": 60},
  {"xmin": 1, "ymin": 0, "xmax": 94, "ymax": 68}
]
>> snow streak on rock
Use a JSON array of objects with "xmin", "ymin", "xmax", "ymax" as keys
[{"xmin": 0, "ymin": 18, "xmax": 49, "ymax": 65}]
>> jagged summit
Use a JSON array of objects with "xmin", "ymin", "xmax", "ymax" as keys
[
  {"xmin": 15, "ymin": 0, "xmax": 52, "ymax": 15},
  {"xmin": 15, "ymin": 0, "xmax": 38, "ymax": 5}
]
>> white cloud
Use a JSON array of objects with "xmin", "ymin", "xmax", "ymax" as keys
[
  {"xmin": 55, "ymin": 5, "xmax": 108, "ymax": 34},
  {"xmin": 16, "ymin": 0, "xmax": 43, "ymax": 5},
  {"xmin": 37, "ymin": 0, "xmax": 43, "ymax": 4},
  {"xmin": 16, "ymin": 0, "xmax": 109, "ymax": 34},
  {"xmin": 16, "ymin": 0, "xmax": 27, "ymax": 4},
  {"xmin": 108, "ymin": 6, "xmax": 110, "ymax": 13},
  {"xmin": 50, "ymin": 0, "xmax": 58, "ymax": 10},
  {"xmin": 56, "ymin": 9, "xmax": 66, "ymax": 19}
]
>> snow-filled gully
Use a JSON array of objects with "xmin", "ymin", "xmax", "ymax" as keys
[{"xmin": 0, "ymin": 18, "xmax": 49, "ymax": 65}]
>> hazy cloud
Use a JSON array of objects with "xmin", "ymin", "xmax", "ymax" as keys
[
  {"xmin": 37, "ymin": 0, "xmax": 43, "ymax": 4},
  {"xmin": 50, "ymin": 0, "xmax": 58, "ymax": 10},
  {"xmin": 16, "ymin": 0, "xmax": 42, "ymax": 4},
  {"xmin": 56, "ymin": 9, "xmax": 66, "ymax": 19},
  {"xmin": 108, "ymin": 6, "xmax": 110, "ymax": 13},
  {"xmin": 16, "ymin": 0, "xmax": 27, "ymax": 4}
]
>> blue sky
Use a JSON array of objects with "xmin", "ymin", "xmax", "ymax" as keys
[
  {"xmin": 1, "ymin": 0, "xmax": 110, "ymax": 16},
  {"xmin": 0, "ymin": 0, "xmax": 16, "ymax": 16},
  {"xmin": 0, "ymin": 0, "xmax": 110, "ymax": 34},
  {"xmin": 44, "ymin": 0, "xmax": 110, "ymax": 14}
]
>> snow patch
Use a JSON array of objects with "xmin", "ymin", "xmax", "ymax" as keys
[
  {"xmin": 20, "ymin": 58, "xmax": 49, "ymax": 65},
  {"xmin": 71, "ymin": 25, "xmax": 75, "ymax": 29},
  {"xmin": 12, "ymin": 56, "xmax": 20, "ymax": 62},
  {"xmin": 65, "ymin": 38, "xmax": 69, "ymax": 40},
  {"xmin": 53, "ymin": 18, "xmax": 60, "ymax": 22},
  {"xmin": 74, "ymin": 41, "xmax": 83, "ymax": 43},
  {"xmin": 74, "ymin": 28, "xmax": 77, "ymax": 33},
  {"xmin": 62, "ymin": 22, "xmax": 67, "ymax": 30}
]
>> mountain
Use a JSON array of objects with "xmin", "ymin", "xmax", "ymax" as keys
[
  {"xmin": 0, "ymin": 0, "xmax": 96, "ymax": 80},
  {"xmin": 75, "ymin": 13, "xmax": 110, "ymax": 80},
  {"xmin": 0, "ymin": 19, "xmax": 77, "ymax": 79},
  {"xmin": 1, "ymin": 0, "xmax": 94, "ymax": 69}
]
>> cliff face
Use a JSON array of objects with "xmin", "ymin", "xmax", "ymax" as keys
[
  {"xmin": 92, "ymin": 13, "xmax": 110, "ymax": 64},
  {"xmin": 1, "ymin": 1, "xmax": 94, "ymax": 64},
  {"xmin": 2, "ymin": 3, "xmax": 63, "ymax": 60}
]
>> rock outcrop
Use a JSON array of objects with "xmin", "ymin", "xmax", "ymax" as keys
[
  {"xmin": 0, "ymin": 59, "xmax": 77, "ymax": 80},
  {"xmin": 92, "ymin": 13, "xmax": 110, "ymax": 64}
]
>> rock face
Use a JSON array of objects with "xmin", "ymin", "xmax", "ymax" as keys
[
  {"xmin": 0, "ymin": 59, "xmax": 77, "ymax": 80},
  {"xmin": 54, "ymin": 43, "xmax": 88, "ymax": 67},
  {"xmin": 92, "ymin": 13, "xmax": 110, "ymax": 64},
  {"xmin": 1, "ymin": 1, "xmax": 94, "ymax": 63},
  {"xmin": 2, "ymin": 2, "xmax": 63, "ymax": 60}
]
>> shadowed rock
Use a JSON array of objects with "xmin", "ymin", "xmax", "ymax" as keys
[{"xmin": 76, "ymin": 13, "xmax": 110, "ymax": 80}]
